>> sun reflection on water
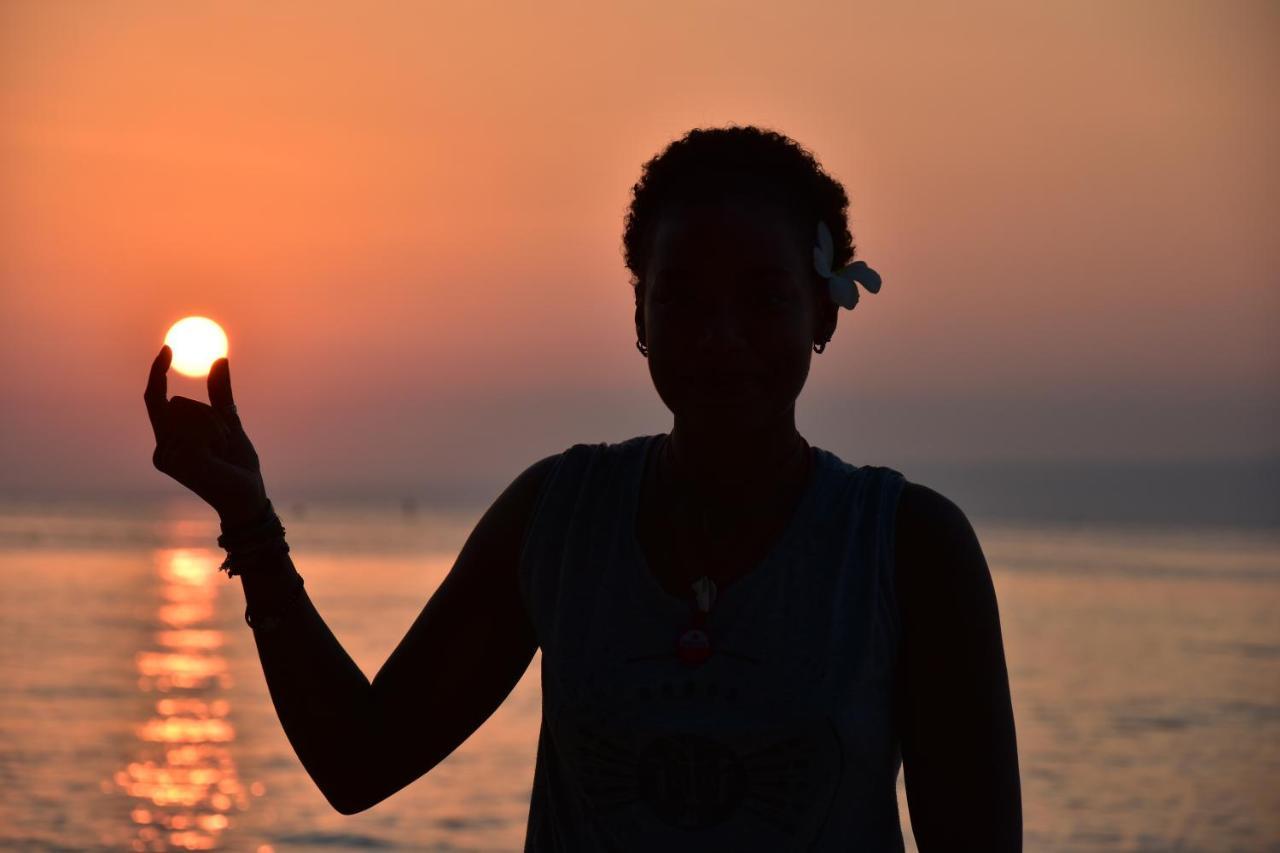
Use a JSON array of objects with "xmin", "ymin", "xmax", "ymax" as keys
[{"xmin": 109, "ymin": 547, "xmax": 264, "ymax": 851}]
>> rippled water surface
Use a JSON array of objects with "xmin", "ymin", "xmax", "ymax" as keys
[{"xmin": 0, "ymin": 500, "xmax": 1277, "ymax": 851}]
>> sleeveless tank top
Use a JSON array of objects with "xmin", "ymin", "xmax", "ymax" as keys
[{"xmin": 517, "ymin": 433, "xmax": 909, "ymax": 852}]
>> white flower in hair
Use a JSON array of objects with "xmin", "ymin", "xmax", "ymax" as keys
[{"xmin": 813, "ymin": 220, "xmax": 882, "ymax": 309}]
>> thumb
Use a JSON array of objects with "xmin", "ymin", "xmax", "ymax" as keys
[
  {"xmin": 208, "ymin": 357, "xmax": 248, "ymax": 438},
  {"xmin": 208, "ymin": 357, "xmax": 236, "ymax": 411},
  {"xmin": 208, "ymin": 356, "xmax": 259, "ymax": 469}
]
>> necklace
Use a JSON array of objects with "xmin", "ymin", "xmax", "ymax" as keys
[{"xmin": 655, "ymin": 432, "xmax": 812, "ymax": 667}]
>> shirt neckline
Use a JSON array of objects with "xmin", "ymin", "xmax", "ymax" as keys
[{"xmin": 625, "ymin": 432, "xmax": 829, "ymax": 618}]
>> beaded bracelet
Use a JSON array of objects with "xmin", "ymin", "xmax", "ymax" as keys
[
  {"xmin": 216, "ymin": 499, "xmax": 307, "ymax": 630},
  {"xmin": 217, "ymin": 499, "xmax": 285, "ymax": 550},
  {"xmin": 217, "ymin": 499, "xmax": 290, "ymax": 578}
]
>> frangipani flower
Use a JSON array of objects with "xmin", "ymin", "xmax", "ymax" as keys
[{"xmin": 813, "ymin": 220, "xmax": 882, "ymax": 309}]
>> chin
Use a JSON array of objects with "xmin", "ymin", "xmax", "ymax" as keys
[{"xmin": 677, "ymin": 397, "xmax": 772, "ymax": 427}]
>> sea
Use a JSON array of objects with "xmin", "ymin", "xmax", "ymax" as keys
[{"xmin": 0, "ymin": 479, "xmax": 1277, "ymax": 851}]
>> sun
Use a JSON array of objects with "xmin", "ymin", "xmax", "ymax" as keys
[{"xmin": 164, "ymin": 317, "xmax": 229, "ymax": 377}]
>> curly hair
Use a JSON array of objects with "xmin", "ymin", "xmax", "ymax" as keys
[{"xmin": 622, "ymin": 124, "xmax": 857, "ymax": 305}]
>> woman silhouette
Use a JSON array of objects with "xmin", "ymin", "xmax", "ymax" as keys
[{"xmin": 143, "ymin": 125, "xmax": 1021, "ymax": 851}]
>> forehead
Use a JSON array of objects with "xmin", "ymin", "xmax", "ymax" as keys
[{"xmin": 649, "ymin": 197, "xmax": 807, "ymax": 273}]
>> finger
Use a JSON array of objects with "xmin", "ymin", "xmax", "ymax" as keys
[
  {"xmin": 154, "ymin": 434, "xmax": 192, "ymax": 476},
  {"xmin": 144, "ymin": 345, "xmax": 173, "ymax": 441},
  {"xmin": 169, "ymin": 395, "xmax": 214, "ymax": 412},
  {"xmin": 208, "ymin": 357, "xmax": 236, "ymax": 412},
  {"xmin": 156, "ymin": 434, "xmax": 244, "ymax": 503},
  {"xmin": 207, "ymin": 357, "xmax": 251, "ymax": 444},
  {"xmin": 206, "ymin": 358, "xmax": 258, "ymax": 470},
  {"xmin": 153, "ymin": 436, "xmax": 219, "ymax": 503},
  {"xmin": 157, "ymin": 432, "xmax": 217, "ymax": 478},
  {"xmin": 168, "ymin": 396, "xmax": 232, "ymax": 447}
]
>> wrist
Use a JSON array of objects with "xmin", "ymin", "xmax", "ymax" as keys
[
  {"xmin": 218, "ymin": 496, "xmax": 272, "ymax": 531},
  {"xmin": 217, "ymin": 499, "xmax": 288, "ymax": 579}
]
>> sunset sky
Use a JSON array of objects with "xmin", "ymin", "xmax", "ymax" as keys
[{"xmin": 2, "ymin": 1, "xmax": 1276, "ymax": 502}]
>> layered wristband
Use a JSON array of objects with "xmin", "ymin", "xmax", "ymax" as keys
[
  {"xmin": 217, "ymin": 499, "xmax": 290, "ymax": 577},
  {"xmin": 216, "ymin": 499, "xmax": 305, "ymax": 632}
]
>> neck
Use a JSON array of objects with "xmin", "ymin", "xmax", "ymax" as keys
[{"xmin": 660, "ymin": 410, "xmax": 810, "ymax": 519}]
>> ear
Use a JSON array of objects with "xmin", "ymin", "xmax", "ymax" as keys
[
  {"xmin": 813, "ymin": 288, "xmax": 838, "ymax": 344},
  {"xmin": 634, "ymin": 293, "xmax": 646, "ymax": 344}
]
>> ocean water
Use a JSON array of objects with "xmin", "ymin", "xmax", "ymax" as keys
[{"xmin": 0, "ymin": 498, "xmax": 1277, "ymax": 852}]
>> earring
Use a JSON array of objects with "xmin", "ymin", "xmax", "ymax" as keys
[
  {"xmin": 636, "ymin": 339, "xmax": 649, "ymax": 357},
  {"xmin": 812, "ymin": 341, "xmax": 826, "ymax": 354}
]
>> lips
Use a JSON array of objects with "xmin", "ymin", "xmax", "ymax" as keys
[{"xmin": 694, "ymin": 372, "xmax": 753, "ymax": 385}]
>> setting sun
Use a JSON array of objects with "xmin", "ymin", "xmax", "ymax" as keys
[{"xmin": 163, "ymin": 317, "xmax": 228, "ymax": 377}]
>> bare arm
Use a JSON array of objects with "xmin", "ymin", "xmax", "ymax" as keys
[
  {"xmin": 236, "ymin": 554, "xmax": 377, "ymax": 814},
  {"xmin": 144, "ymin": 345, "xmax": 557, "ymax": 814},
  {"xmin": 893, "ymin": 482, "xmax": 1023, "ymax": 850},
  {"xmin": 239, "ymin": 451, "xmax": 555, "ymax": 814}
]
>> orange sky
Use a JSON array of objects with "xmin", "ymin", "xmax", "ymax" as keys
[{"xmin": 1, "ymin": 1, "xmax": 1277, "ymax": 499}]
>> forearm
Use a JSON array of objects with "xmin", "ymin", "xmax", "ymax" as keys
[{"xmin": 238, "ymin": 549, "xmax": 382, "ymax": 813}]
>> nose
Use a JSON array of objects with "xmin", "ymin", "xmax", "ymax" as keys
[
  {"xmin": 689, "ymin": 309, "xmax": 756, "ymax": 376},
  {"xmin": 692, "ymin": 296, "xmax": 751, "ymax": 352}
]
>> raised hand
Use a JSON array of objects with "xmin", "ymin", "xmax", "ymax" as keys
[{"xmin": 144, "ymin": 345, "xmax": 270, "ymax": 526}]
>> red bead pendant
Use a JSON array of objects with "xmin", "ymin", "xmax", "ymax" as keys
[
  {"xmin": 677, "ymin": 626, "xmax": 713, "ymax": 666},
  {"xmin": 677, "ymin": 601, "xmax": 712, "ymax": 666}
]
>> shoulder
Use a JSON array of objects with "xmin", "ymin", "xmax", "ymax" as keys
[
  {"xmin": 503, "ymin": 434, "xmax": 652, "ymax": 513},
  {"xmin": 546, "ymin": 434, "xmax": 654, "ymax": 466},
  {"xmin": 484, "ymin": 452, "xmax": 566, "ymax": 535},
  {"xmin": 895, "ymin": 480, "xmax": 974, "ymax": 544},
  {"xmin": 892, "ymin": 480, "xmax": 991, "ymax": 613},
  {"xmin": 523, "ymin": 451, "xmax": 566, "ymax": 481},
  {"xmin": 507, "ymin": 451, "xmax": 566, "ymax": 505}
]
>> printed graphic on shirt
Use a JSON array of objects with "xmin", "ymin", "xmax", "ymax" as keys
[{"xmin": 551, "ymin": 675, "xmax": 846, "ymax": 848}]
